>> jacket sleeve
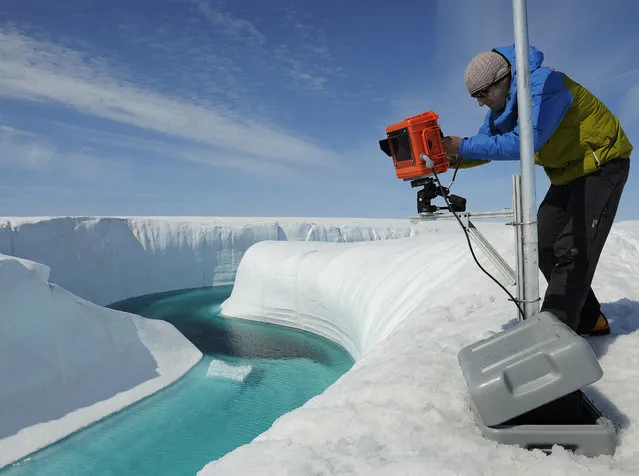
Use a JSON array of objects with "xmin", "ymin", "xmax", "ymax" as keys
[{"xmin": 458, "ymin": 69, "xmax": 573, "ymax": 161}]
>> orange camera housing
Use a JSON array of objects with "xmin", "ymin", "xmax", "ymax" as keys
[{"xmin": 379, "ymin": 111, "xmax": 449, "ymax": 180}]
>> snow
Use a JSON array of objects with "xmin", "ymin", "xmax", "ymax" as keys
[
  {"xmin": 1, "ymin": 216, "xmax": 638, "ymax": 475},
  {"xmin": 201, "ymin": 220, "xmax": 639, "ymax": 475}
]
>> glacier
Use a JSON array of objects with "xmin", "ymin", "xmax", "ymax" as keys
[
  {"xmin": 0, "ymin": 216, "xmax": 429, "ymax": 470},
  {"xmin": 1, "ymin": 216, "xmax": 638, "ymax": 475}
]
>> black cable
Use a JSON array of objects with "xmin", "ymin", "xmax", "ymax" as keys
[
  {"xmin": 430, "ymin": 165, "xmax": 526, "ymax": 321},
  {"xmin": 448, "ymin": 160, "xmax": 460, "ymax": 186}
]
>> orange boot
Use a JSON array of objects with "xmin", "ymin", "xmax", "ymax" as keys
[{"xmin": 582, "ymin": 313, "xmax": 611, "ymax": 336}]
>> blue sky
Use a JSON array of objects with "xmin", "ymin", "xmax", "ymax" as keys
[{"xmin": 1, "ymin": 0, "xmax": 638, "ymax": 219}]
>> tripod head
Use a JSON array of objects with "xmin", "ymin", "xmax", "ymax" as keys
[{"xmin": 411, "ymin": 177, "xmax": 467, "ymax": 214}]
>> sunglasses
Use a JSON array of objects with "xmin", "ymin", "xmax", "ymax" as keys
[
  {"xmin": 470, "ymin": 84, "xmax": 495, "ymax": 99},
  {"xmin": 470, "ymin": 71, "xmax": 510, "ymax": 99}
]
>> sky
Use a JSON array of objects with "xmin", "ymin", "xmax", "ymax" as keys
[{"xmin": 1, "ymin": 0, "xmax": 639, "ymax": 220}]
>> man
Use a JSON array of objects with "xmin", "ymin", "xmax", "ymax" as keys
[{"xmin": 443, "ymin": 45, "xmax": 632, "ymax": 336}]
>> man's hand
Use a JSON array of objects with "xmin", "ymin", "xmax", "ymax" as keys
[{"xmin": 442, "ymin": 136, "xmax": 462, "ymax": 158}]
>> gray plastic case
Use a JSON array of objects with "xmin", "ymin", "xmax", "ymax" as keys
[
  {"xmin": 458, "ymin": 311, "xmax": 617, "ymax": 457},
  {"xmin": 458, "ymin": 311, "xmax": 603, "ymax": 426},
  {"xmin": 472, "ymin": 392, "xmax": 617, "ymax": 457}
]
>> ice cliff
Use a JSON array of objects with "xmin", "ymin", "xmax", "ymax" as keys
[{"xmin": 0, "ymin": 216, "xmax": 427, "ymax": 306}]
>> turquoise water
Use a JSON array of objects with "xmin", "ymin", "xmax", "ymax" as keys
[{"xmin": 4, "ymin": 286, "xmax": 354, "ymax": 476}]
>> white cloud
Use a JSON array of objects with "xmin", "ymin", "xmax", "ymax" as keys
[
  {"xmin": 121, "ymin": 3, "xmax": 350, "ymax": 102},
  {"xmin": 38, "ymin": 121, "xmax": 310, "ymax": 181},
  {"xmin": 0, "ymin": 125, "xmax": 131, "ymax": 181},
  {"xmin": 0, "ymin": 127, "xmax": 54, "ymax": 171},
  {"xmin": 595, "ymin": 68, "xmax": 639, "ymax": 88},
  {"xmin": 195, "ymin": 0, "xmax": 266, "ymax": 45},
  {"xmin": 0, "ymin": 28, "xmax": 341, "ymax": 172},
  {"xmin": 0, "ymin": 125, "xmax": 34, "ymax": 136}
]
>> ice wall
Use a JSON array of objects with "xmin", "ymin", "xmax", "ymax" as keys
[
  {"xmin": 0, "ymin": 217, "xmax": 427, "ymax": 306},
  {"xmin": 0, "ymin": 254, "xmax": 202, "ymax": 469},
  {"xmin": 219, "ymin": 221, "xmax": 513, "ymax": 360}
]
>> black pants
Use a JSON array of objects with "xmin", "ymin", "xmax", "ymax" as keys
[{"xmin": 538, "ymin": 157, "xmax": 630, "ymax": 331}]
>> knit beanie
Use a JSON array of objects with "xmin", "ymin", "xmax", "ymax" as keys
[{"xmin": 464, "ymin": 51, "xmax": 511, "ymax": 95}]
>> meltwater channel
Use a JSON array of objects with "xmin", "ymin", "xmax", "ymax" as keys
[{"xmin": 4, "ymin": 285, "xmax": 354, "ymax": 475}]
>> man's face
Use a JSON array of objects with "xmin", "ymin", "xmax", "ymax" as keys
[{"xmin": 472, "ymin": 76, "xmax": 511, "ymax": 112}]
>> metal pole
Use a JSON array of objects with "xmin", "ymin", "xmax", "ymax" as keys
[
  {"xmin": 512, "ymin": 174, "xmax": 525, "ymax": 320},
  {"xmin": 512, "ymin": 0, "xmax": 540, "ymax": 318}
]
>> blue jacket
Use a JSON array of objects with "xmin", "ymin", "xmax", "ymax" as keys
[{"xmin": 458, "ymin": 45, "xmax": 573, "ymax": 161}]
